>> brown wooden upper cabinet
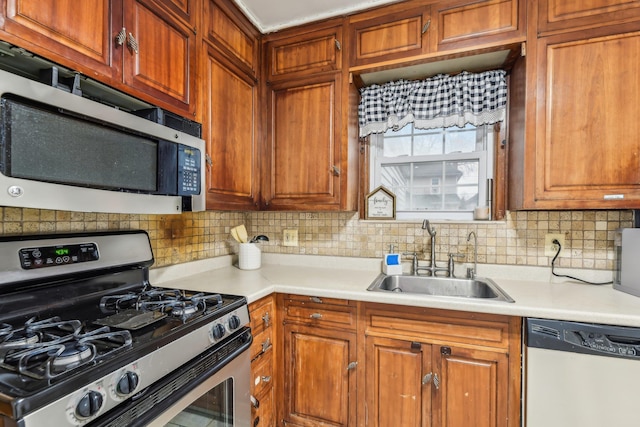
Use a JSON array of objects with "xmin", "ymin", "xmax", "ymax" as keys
[
  {"xmin": 263, "ymin": 21, "xmax": 357, "ymax": 211},
  {"xmin": 510, "ymin": 23, "xmax": 640, "ymax": 210},
  {"xmin": 538, "ymin": 0, "xmax": 640, "ymax": 36},
  {"xmin": 0, "ymin": 0, "xmax": 197, "ymax": 117},
  {"xmin": 201, "ymin": 0, "xmax": 260, "ymax": 211},
  {"xmin": 349, "ymin": 0, "xmax": 524, "ymax": 68},
  {"xmin": 265, "ymin": 25, "xmax": 343, "ymax": 80}
]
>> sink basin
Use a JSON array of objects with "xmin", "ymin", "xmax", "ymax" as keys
[{"xmin": 367, "ymin": 274, "xmax": 515, "ymax": 303}]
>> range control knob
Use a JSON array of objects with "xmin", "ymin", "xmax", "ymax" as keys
[
  {"xmin": 76, "ymin": 390, "xmax": 103, "ymax": 419},
  {"xmin": 212, "ymin": 323, "xmax": 226, "ymax": 340},
  {"xmin": 228, "ymin": 314, "xmax": 242, "ymax": 330},
  {"xmin": 116, "ymin": 371, "xmax": 139, "ymax": 396}
]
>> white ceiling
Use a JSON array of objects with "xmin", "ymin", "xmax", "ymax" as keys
[{"xmin": 232, "ymin": 0, "xmax": 402, "ymax": 33}]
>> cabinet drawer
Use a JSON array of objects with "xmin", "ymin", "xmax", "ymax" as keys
[
  {"xmin": 250, "ymin": 326, "xmax": 273, "ymax": 361},
  {"xmin": 364, "ymin": 303, "xmax": 515, "ymax": 350},
  {"xmin": 249, "ymin": 296, "xmax": 275, "ymax": 336},
  {"xmin": 251, "ymin": 351, "xmax": 273, "ymax": 397},
  {"xmin": 283, "ymin": 295, "xmax": 356, "ymax": 330},
  {"xmin": 266, "ymin": 25, "xmax": 342, "ymax": 79}
]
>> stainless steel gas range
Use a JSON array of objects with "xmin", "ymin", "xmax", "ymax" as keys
[{"xmin": 0, "ymin": 230, "xmax": 252, "ymax": 427}]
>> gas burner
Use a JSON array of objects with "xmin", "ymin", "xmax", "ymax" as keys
[
  {"xmin": 140, "ymin": 292, "xmax": 223, "ymax": 321},
  {"xmin": 0, "ymin": 322, "xmax": 132, "ymax": 380},
  {"xmin": 0, "ymin": 317, "xmax": 82, "ymax": 349},
  {"xmin": 51, "ymin": 343, "xmax": 93, "ymax": 369},
  {"xmin": 99, "ymin": 288, "xmax": 223, "ymax": 322}
]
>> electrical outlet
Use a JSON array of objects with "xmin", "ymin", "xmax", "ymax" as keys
[
  {"xmin": 283, "ymin": 229, "xmax": 298, "ymax": 247},
  {"xmin": 544, "ymin": 233, "xmax": 565, "ymax": 257}
]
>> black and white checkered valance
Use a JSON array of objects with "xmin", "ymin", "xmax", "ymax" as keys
[{"xmin": 358, "ymin": 70, "xmax": 507, "ymax": 137}]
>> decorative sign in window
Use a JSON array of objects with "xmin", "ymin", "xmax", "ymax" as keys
[{"xmin": 365, "ymin": 186, "xmax": 396, "ymax": 220}]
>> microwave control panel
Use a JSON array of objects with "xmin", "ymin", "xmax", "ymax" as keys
[
  {"xmin": 19, "ymin": 242, "xmax": 99, "ymax": 269},
  {"xmin": 177, "ymin": 145, "xmax": 201, "ymax": 196}
]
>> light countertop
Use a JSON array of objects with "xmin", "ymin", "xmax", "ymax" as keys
[{"xmin": 149, "ymin": 253, "xmax": 640, "ymax": 328}]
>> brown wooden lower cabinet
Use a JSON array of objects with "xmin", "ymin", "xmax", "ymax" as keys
[{"xmin": 275, "ymin": 296, "xmax": 521, "ymax": 427}]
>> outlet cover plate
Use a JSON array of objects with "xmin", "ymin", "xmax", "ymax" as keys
[
  {"xmin": 544, "ymin": 233, "xmax": 565, "ymax": 257},
  {"xmin": 283, "ymin": 229, "xmax": 298, "ymax": 247}
]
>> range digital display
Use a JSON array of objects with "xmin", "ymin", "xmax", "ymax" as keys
[{"xmin": 19, "ymin": 242, "xmax": 99, "ymax": 269}]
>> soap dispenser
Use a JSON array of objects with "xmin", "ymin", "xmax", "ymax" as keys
[{"xmin": 382, "ymin": 244, "xmax": 404, "ymax": 275}]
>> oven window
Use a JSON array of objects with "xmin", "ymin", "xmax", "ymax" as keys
[{"xmin": 165, "ymin": 378, "xmax": 234, "ymax": 427}]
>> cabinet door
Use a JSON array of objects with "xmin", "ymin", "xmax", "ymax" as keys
[
  {"xmin": 349, "ymin": 4, "xmax": 432, "ymax": 67},
  {"xmin": 266, "ymin": 25, "xmax": 342, "ymax": 80},
  {"xmin": 365, "ymin": 336, "xmax": 432, "ymax": 427},
  {"xmin": 539, "ymin": 0, "xmax": 640, "ymax": 35},
  {"xmin": 529, "ymin": 28, "xmax": 640, "ymax": 208},
  {"xmin": 264, "ymin": 73, "xmax": 344, "ymax": 210},
  {"xmin": 433, "ymin": 345, "xmax": 509, "ymax": 427},
  {"xmin": 430, "ymin": 0, "xmax": 524, "ymax": 51},
  {"xmin": 283, "ymin": 323, "xmax": 357, "ymax": 426},
  {"xmin": 122, "ymin": 0, "xmax": 195, "ymax": 115},
  {"xmin": 203, "ymin": 45, "xmax": 260, "ymax": 210},
  {"xmin": 0, "ymin": 0, "xmax": 116, "ymax": 79}
]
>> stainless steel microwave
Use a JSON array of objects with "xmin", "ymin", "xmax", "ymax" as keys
[{"xmin": 0, "ymin": 69, "xmax": 205, "ymax": 214}]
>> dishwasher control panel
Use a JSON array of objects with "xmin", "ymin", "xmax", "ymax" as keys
[{"xmin": 527, "ymin": 318, "xmax": 640, "ymax": 360}]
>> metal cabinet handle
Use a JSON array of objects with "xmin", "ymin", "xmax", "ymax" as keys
[
  {"xmin": 422, "ymin": 19, "xmax": 431, "ymax": 34},
  {"xmin": 335, "ymin": 39, "xmax": 342, "ymax": 50},
  {"xmin": 262, "ymin": 312, "xmax": 270, "ymax": 327},
  {"xmin": 310, "ymin": 313, "xmax": 323, "ymax": 319},
  {"xmin": 205, "ymin": 153, "xmax": 213, "ymax": 167},
  {"xmin": 331, "ymin": 165, "xmax": 341, "ymax": 176},
  {"xmin": 127, "ymin": 33, "xmax": 139, "ymax": 54},
  {"xmin": 116, "ymin": 28, "xmax": 127, "ymax": 46},
  {"xmin": 261, "ymin": 375, "xmax": 272, "ymax": 383},
  {"xmin": 261, "ymin": 337, "xmax": 272, "ymax": 353},
  {"xmin": 422, "ymin": 372, "xmax": 440, "ymax": 389},
  {"xmin": 346, "ymin": 361, "xmax": 358, "ymax": 371},
  {"xmin": 250, "ymin": 395, "xmax": 260, "ymax": 408},
  {"xmin": 310, "ymin": 296, "xmax": 323, "ymax": 303}
]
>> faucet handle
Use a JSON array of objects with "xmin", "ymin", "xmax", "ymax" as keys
[{"xmin": 447, "ymin": 253, "xmax": 465, "ymax": 278}]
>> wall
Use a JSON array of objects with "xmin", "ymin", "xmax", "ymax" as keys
[{"xmin": 0, "ymin": 207, "xmax": 632, "ymax": 271}]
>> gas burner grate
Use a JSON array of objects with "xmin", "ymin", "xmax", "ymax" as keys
[
  {"xmin": 100, "ymin": 287, "xmax": 223, "ymax": 322},
  {"xmin": 0, "ymin": 317, "xmax": 132, "ymax": 379}
]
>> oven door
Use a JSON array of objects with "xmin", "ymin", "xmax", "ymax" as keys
[{"xmin": 148, "ymin": 348, "xmax": 251, "ymax": 427}]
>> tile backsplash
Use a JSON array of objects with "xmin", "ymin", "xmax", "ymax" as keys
[{"xmin": 0, "ymin": 207, "xmax": 633, "ymax": 271}]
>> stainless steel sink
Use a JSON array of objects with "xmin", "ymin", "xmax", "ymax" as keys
[{"xmin": 367, "ymin": 274, "xmax": 515, "ymax": 303}]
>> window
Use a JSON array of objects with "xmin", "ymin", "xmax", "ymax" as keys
[{"xmin": 370, "ymin": 123, "xmax": 496, "ymax": 220}]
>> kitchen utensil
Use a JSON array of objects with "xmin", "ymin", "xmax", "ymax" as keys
[
  {"xmin": 236, "ymin": 225, "xmax": 248, "ymax": 243},
  {"xmin": 250, "ymin": 235, "xmax": 270, "ymax": 243},
  {"xmin": 230, "ymin": 225, "xmax": 248, "ymax": 243}
]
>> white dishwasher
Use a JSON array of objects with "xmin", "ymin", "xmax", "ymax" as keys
[{"xmin": 525, "ymin": 318, "xmax": 640, "ymax": 427}]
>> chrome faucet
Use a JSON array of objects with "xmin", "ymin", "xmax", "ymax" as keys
[
  {"xmin": 415, "ymin": 220, "xmax": 450, "ymax": 276},
  {"xmin": 466, "ymin": 231, "xmax": 478, "ymax": 279}
]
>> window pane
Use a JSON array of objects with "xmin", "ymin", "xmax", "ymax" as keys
[
  {"xmin": 383, "ymin": 137, "xmax": 411, "ymax": 157},
  {"xmin": 445, "ymin": 128, "xmax": 477, "ymax": 153},
  {"xmin": 381, "ymin": 164, "xmax": 410, "ymax": 209},
  {"xmin": 414, "ymin": 133, "xmax": 443, "ymax": 155}
]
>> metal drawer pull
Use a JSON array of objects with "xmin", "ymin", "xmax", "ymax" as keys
[
  {"xmin": 335, "ymin": 39, "xmax": 342, "ymax": 50},
  {"xmin": 261, "ymin": 338, "xmax": 272, "ymax": 353},
  {"xmin": 250, "ymin": 395, "xmax": 260, "ymax": 408},
  {"xmin": 310, "ymin": 296, "xmax": 323, "ymax": 303},
  {"xmin": 261, "ymin": 375, "xmax": 272, "ymax": 383},
  {"xmin": 346, "ymin": 361, "xmax": 358, "ymax": 371},
  {"xmin": 422, "ymin": 19, "xmax": 431, "ymax": 34},
  {"xmin": 115, "ymin": 28, "xmax": 126, "ymax": 46},
  {"xmin": 310, "ymin": 313, "xmax": 323, "ymax": 319},
  {"xmin": 422, "ymin": 372, "xmax": 440, "ymax": 389},
  {"xmin": 127, "ymin": 33, "xmax": 139, "ymax": 54},
  {"xmin": 262, "ymin": 312, "xmax": 270, "ymax": 327}
]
